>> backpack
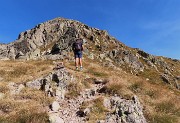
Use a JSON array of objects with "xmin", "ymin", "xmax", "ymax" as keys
[{"xmin": 73, "ymin": 39, "xmax": 83, "ymax": 51}]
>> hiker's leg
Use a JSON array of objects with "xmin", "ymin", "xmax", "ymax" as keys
[
  {"xmin": 79, "ymin": 58, "xmax": 82, "ymax": 67},
  {"xmin": 75, "ymin": 58, "xmax": 79, "ymax": 67},
  {"xmin": 74, "ymin": 52, "xmax": 79, "ymax": 68},
  {"xmin": 79, "ymin": 51, "xmax": 83, "ymax": 67}
]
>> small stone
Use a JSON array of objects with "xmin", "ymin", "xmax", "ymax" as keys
[
  {"xmin": 49, "ymin": 113, "xmax": 64, "ymax": 123},
  {"xmin": 51, "ymin": 101, "xmax": 60, "ymax": 112},
  {"xmin": 103, "ymin": 97, "xmax": 111, "ymax": 109},
  {"xmin": 98, "ymin": 120, "xmax": 105, "ymax": 123},
  {"xmin": 56, "ymin": 88, "xmax": 66, "ymax": 100},
  {"xmin": 84, "ymin": 108, "xmax": 90, "ymax": 115},
  {"xmin": 18, "ymin": 84, "xmax": 25, "ymax": 92},
  {"xmin": 0, "ymin": 93, "xmax": 5, "ymax": 99}
]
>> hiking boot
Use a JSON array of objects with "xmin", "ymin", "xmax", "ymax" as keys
[{"xmin": 80, "ymin": 66, "xmax": 83, "ymax": 71}]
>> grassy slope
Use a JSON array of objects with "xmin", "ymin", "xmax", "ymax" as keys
[
  {"xmin": 0, "ymin": 58, "xmax": 179, "ymax": 123},
  {"xmin": 65, "ymin": 57, "xmax": 180, "ymax": 123},
  {"xmin": 0, "ymin": 60, "xmax": 54, "ymax": 123}
]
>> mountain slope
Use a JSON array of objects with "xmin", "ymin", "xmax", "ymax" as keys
[
  {"xmin": 0, "ymin": 17, "xmax": 179, "ymax": 123},
  {"xmin": 0, "ymin": 17, "xmax": 179, "ymax": 89}
]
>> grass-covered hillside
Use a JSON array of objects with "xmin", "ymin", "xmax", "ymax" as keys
[{"xmin": 0, "ymin": 57, "xmax": 179, "ymax": 123}]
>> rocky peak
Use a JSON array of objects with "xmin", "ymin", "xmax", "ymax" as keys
[{"xmin": 0, "ymin": 17, "xmax": 179, "ymax": 89}]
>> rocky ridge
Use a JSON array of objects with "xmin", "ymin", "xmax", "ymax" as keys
[{"xmin": 0, "ymin": 17, "xmax": 179, "ymax": 89}]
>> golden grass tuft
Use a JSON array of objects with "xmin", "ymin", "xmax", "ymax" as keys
[
  {"xmin": 82, "ymin": 97, "xmax": 108, "ymax": 123},
  {"xmin": 15, "ymin": 88, "xmax": 53, "ymax": 106},
  {"xmin": 128, "ymin": 81, "xmax": 144, "ymax": 93},
  {"xmin": 65, "ymin": 82, "xmax": 83, "ymax": 99},
  {"xmin": 150, "ymin": 114, "xmax": 178, "ymax": 123}
]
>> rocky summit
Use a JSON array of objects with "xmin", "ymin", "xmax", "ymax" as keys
[
  {"xmin": 0, "ymin": 17, "xmax": 179, "ymax": 123},
  {"xmin": 0, "ymin": 17, "xmax": 179, "ymax": 89}
]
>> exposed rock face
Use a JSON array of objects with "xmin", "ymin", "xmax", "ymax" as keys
[
  {"xmin": 103, "ymin": 96, "xmax": 147, "ymax": 123},
  {"xmin": 26, "ymin": 66, "xmax": 73, "ymax": 99}
]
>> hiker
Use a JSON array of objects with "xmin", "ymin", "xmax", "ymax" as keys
[{"xmin": 72, "ymin": 34, "xmax": 84, "ymax": 70}]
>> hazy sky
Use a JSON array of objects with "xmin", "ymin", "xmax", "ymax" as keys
[{"xmin": 0, "ymin": 0, "xmax": 180, "ymax": 59}]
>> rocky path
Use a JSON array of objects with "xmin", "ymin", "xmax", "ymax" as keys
[
  {"xmin": 23, "ymin": 65, "xmax": 146, "ymax": 123},
  {"xmin": 48, "ymin": 78, "xmax": 104, "ymax": 123}
]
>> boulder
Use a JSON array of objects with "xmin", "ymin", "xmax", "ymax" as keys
[{"xmin": 103, "ymin": 95, "xmax": 147, "ymax": 123}]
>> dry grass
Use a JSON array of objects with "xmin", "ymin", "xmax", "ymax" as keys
[
  {"xmin": 64, "ymin": 57, "xmax": 180, "ymax": 122},
  {"xmin": 150, "ymin": 114, "xmax": 178, "ymax": 123},
  {"xmin": 0, "ymin": 60, "xmax": 54, "ymax": 83},
  {"xmin": 0, "ymin": 103, "xmax": 49, "ymax": 123},
  {"xmin": 0, "ymin": 56, "xmax": 179, "ymax": 123},
  {"xmin": 98, "ymin": 77, "xmax": 133, "ymax": 99},
  {"xmin": 88, "ymin": 97, "xmax": 108, "ymax": 122},
  {"xmin": 0, "ymin": 83, "xmax": 9, "ymax": 93},
  {"xmin": 0, "ymin": 60, "xmax": 55, "ymax": 123},
  {"xmin": 79, "ymin": 97, "xmax": 108, "ymax": 123},
  {"xmin": 164, "ymin": 57, "xmax": 180, "ymax": 76},
  {"xmin": 139, "ymin": 68, "xmax": 163, "ymax": 84},
  {"xmin": 15, "ymin": 88, "xmax": 53, "ymax": 106},
  {"xmin": 128, "ymin": 81, "xmax": 144, "ymax": 93},
  {"xmin": 0, "ymin": 87, "xmax": 53, "ymax": 123},
  {"xmin": 65, "ymin": 82, "xmax": 83, "ymax": 99}
]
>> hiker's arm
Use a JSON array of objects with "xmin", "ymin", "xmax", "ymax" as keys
[{"xmin": 82, "ymin": 45, "xmax": 84, "ymax": 51}]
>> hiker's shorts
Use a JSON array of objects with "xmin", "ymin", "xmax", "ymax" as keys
[{"xmin": 74, "ymin": 51, "xmax": 82, "ymax": 58}]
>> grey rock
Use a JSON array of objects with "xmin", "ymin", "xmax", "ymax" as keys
[
  {"xmin": 55, "ymin": 87, "xmax": 66, "ymax": 100},
  {"xmin": 49, "ymin": 113, "xmax": 64, "ymax": 123},
  {"xmin": 99, "ymin": 53, "xmax": 106, "ymax": 59},
  {"xmin": 7, "ymin": 82, "xmax": 25, "ymax": 95},
  {"xmin": 84, "ymin": 108, "xmax": 90, "ymax": 116},
  {"xmin": 26, "ymin": 67, "xmax": 72, "ymax": 97},
  {"xmin": 103, "ymin": 97, "xmax": 111, "ymax": 109},
  {"xmin": 26, "ymin": 79, "xmax": 42, "ymax": 89},
  {"xmin": 104, "ymin": 95, "xmax": 147, "ymax": 123},
  {"xmin": 51, "ymin": 101, "xmax": 60, "ymax": 112},
  {"xmin": 161, "ymin": 74, "xmax": 171, "ymax": 84}
]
